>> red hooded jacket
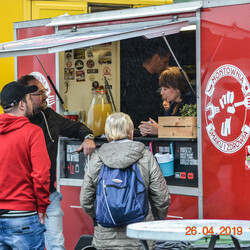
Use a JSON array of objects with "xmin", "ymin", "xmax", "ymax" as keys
[{"xmin": 0, "ymin": 114, "xmax": 50, "ymax": 213}]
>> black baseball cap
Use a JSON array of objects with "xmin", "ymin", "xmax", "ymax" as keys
[{"xmin": 0, "ymin": 81, "xmax": 38, "ymax": 109}]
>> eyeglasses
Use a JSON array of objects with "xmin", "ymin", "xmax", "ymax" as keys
[{"xmin": 30, "ymin": 89, "xmax": 48, "ymax": 98}]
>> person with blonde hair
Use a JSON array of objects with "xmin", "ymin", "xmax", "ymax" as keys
[
  {"xmin": 80, "ymin": 112, "xmax": 170, "ymax": 250},
  {"xmin": 104, "ymin": 112, "xmax": 134, "ymax": 141},
  {"xmin": 139, "ymin": 67, "xmax": 196, "ymax": 136}
]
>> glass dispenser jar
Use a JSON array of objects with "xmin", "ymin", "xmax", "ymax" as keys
[{"xmin": 86, "ymin": 90, "xmax": 112, "ymax": 136}]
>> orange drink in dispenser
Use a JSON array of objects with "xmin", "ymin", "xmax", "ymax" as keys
[{"xmin": 86, "ymin": 90, "xmax": 112, "ymax": 136}]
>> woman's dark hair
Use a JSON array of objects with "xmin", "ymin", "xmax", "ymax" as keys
[
  {"xmin": 159, "ymin": 67, "xmax": 188, "ymax": 99},
  {"xmin": 159, "ymin": 67, "xmax": 189, "ymax": 115}
]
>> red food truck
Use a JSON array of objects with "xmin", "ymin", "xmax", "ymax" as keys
[{"xmin": 0, "ymin": 0, "xmax": 249, "ymax": 248}]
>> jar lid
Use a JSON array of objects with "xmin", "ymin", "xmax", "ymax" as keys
[
  {"xmin": 92, "ymin": 90, "xmax": 108, "ymax": 93},
  {"xmin": 64, "ymin": 111, "xmax": 78, "ymax": 115}
]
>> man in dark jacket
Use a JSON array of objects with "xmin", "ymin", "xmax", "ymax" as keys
[
  {"xmin": 121, "ymin": 40, "xmax": 170, "ymax": 128},
  {"xmin": 19, "ymin": 75, "xmax": 95, "ymax": 250}
]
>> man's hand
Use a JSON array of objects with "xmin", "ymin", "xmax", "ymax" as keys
[
  {"xmin": 77, "ymin": 138, "xmax": 96, "ymax": 156},
  {"xmin": 139, "ymin": 118, "xmax": 159, "ymax": 136},
  {"xmin": 38, "ymin": 212, "xmax": 46, "ymax": 224}
]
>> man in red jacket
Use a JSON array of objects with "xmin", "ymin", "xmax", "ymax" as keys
[{"xmin": 0, "ymin": 81, "xmax": 51, "ymax": 250}]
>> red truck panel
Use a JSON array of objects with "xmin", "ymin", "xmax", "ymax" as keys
[
  {"xmin": 201, "ymin": 4, "xmax": 250, "ymax": 219},
  {"xmin": 17, "ymin": 26, "xmax": 57, "ymax": 111}
]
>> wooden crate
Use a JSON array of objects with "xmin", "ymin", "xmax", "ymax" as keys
[{"xmin": 158, "ymin": 116, "xmax": 197, "ymax": 138}]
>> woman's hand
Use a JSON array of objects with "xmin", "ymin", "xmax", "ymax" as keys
[{"xmin": 139, "ymin": 118, "xmax": 159, "ymax": 136}]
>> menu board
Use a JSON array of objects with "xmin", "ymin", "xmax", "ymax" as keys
[
  {"xmin": 59, "ymin": 139, "xmax": 86, "ymax": 179},
  {"xmin": 59, "ymin": 138, "xmax": 198, "ymax": 186},
  {"xmin": 154, "ymin": 141, "xmax": 198, "ymax": 187}
]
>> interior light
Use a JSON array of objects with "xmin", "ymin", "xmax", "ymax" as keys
[
  {"xmin": 143, "ymin": 21, "xmax": 189, "ymax": 39},
  {"xmin": 180, "ymin": 25, "xmax": 196, "ymax": 31}
]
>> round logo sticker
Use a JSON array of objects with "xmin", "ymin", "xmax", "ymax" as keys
[
  {"xmin": 103, "ymin": 67, "xmax": 111, "ymax": 76},
  {"xmin": 66, "ymin": 61, "xmax": 72, "ymax": 68},
  {"xmin": 89, "ymin": 75, "xmax": 95, "ymax": 81},
  {"xmin": 205, "ymin": 64, "xmax": 250, "ymax": 154},
  {"xmin": 87, "ymin": 59, "xmax": 95, "ymax": 68},
  {"xmin": 75, "ymin": 60, "xmax": 84, "ymax": 70}
]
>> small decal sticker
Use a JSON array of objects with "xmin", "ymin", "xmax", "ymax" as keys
[
  {"xmin": 74, "ymin": 48, "xmax": 85, "ymax": 59},
  {"xmin": 65, "ymin": 53, "xmax": 72, "ymax": 60},
  {"xmin": 87, "ymin": 69, "xmax": 98, "ymax": 74},
  {"xmin": 64, "ymin": 68, "xmax": 75, "ymax": 80},
  {"xmin": 87, "ymin": 59, "xmax": 95, "ymax": 68},
  {"xmin": 89, "ymin": 75, "xmax": 95, "ymax": 81},
  {"xmin": 75, "ymin": 60, "xmax": 84, "ymax": 70},
  {"xmin": 76, "ymin": 70, "xmax": 85, "ymax": 82},
  {"xmin": 245, "ymin": 146, "xmax": 250, "ymax": 170},
  {"xmin": 103, "ymin": 67, "xmax": 111, "ymax": 76},
  {"xmin": 66, "ymin": 61, "xmax": 72, "ymax": 68}
]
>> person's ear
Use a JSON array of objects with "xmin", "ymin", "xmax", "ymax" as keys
[
  {"xmin": 130, "ymin": 130, "xmax": 134, "ymax": 140},
  {"xmin": 18, "ymin": 100, "xmax": 26, "ymax": 111}
]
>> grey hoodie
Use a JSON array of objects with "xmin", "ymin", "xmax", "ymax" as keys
[{"xmin": 80, "ymin": 140, "xmax": 171, "ymax": 250}]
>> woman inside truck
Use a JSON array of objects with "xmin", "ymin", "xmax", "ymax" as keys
[{"xmin": 139, "ymin": 66, "xmax": 196, "ymax": 136}]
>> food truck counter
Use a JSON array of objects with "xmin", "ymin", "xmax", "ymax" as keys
[
  {"xmin": 58, "ymin": 136, "xmax": 198, "ymax": 189},
  {"xmin": 57, "ymin": 136, "xmax": 200, "ymax": 249}
]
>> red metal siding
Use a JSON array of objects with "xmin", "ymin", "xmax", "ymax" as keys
[
  {"xmin": 61, "ymin": 186, "xmax": 94, "ymax": 250},
  {"xmin": 17, "ymin": 26, "xmax": 57, "ymax": 111},
  {"xmin": 168, "ymin": 195, "xmax": 198, "ymax": 219},
  {"xmin": 201, "ymin": 4, "xmax": 250, "ymax": 219}
]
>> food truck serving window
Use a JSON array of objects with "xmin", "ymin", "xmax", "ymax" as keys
[{"xmin": 0, "ymin": 2, "xmax": 201, "ymax": 58}]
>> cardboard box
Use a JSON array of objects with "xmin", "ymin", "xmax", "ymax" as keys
[{"xmin": 158, "ymin": 116, "xmax": 197, "ymax": 138}]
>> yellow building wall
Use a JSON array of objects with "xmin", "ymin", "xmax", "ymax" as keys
[
  {"xmin": 85, "ymin": 0, "xmax": 173, "ymax": 10},
  {"xmin": 31, "ymin": 1, "xmax": 86, "ymax": 19},
  {"xmin": 0, "ymin": 0, "xmax": 24, "ymax": 113}
]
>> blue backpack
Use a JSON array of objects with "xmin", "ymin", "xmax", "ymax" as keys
[{"xmin": 96, "ymin": 163, "xmax": 148, "ymax": 227}]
